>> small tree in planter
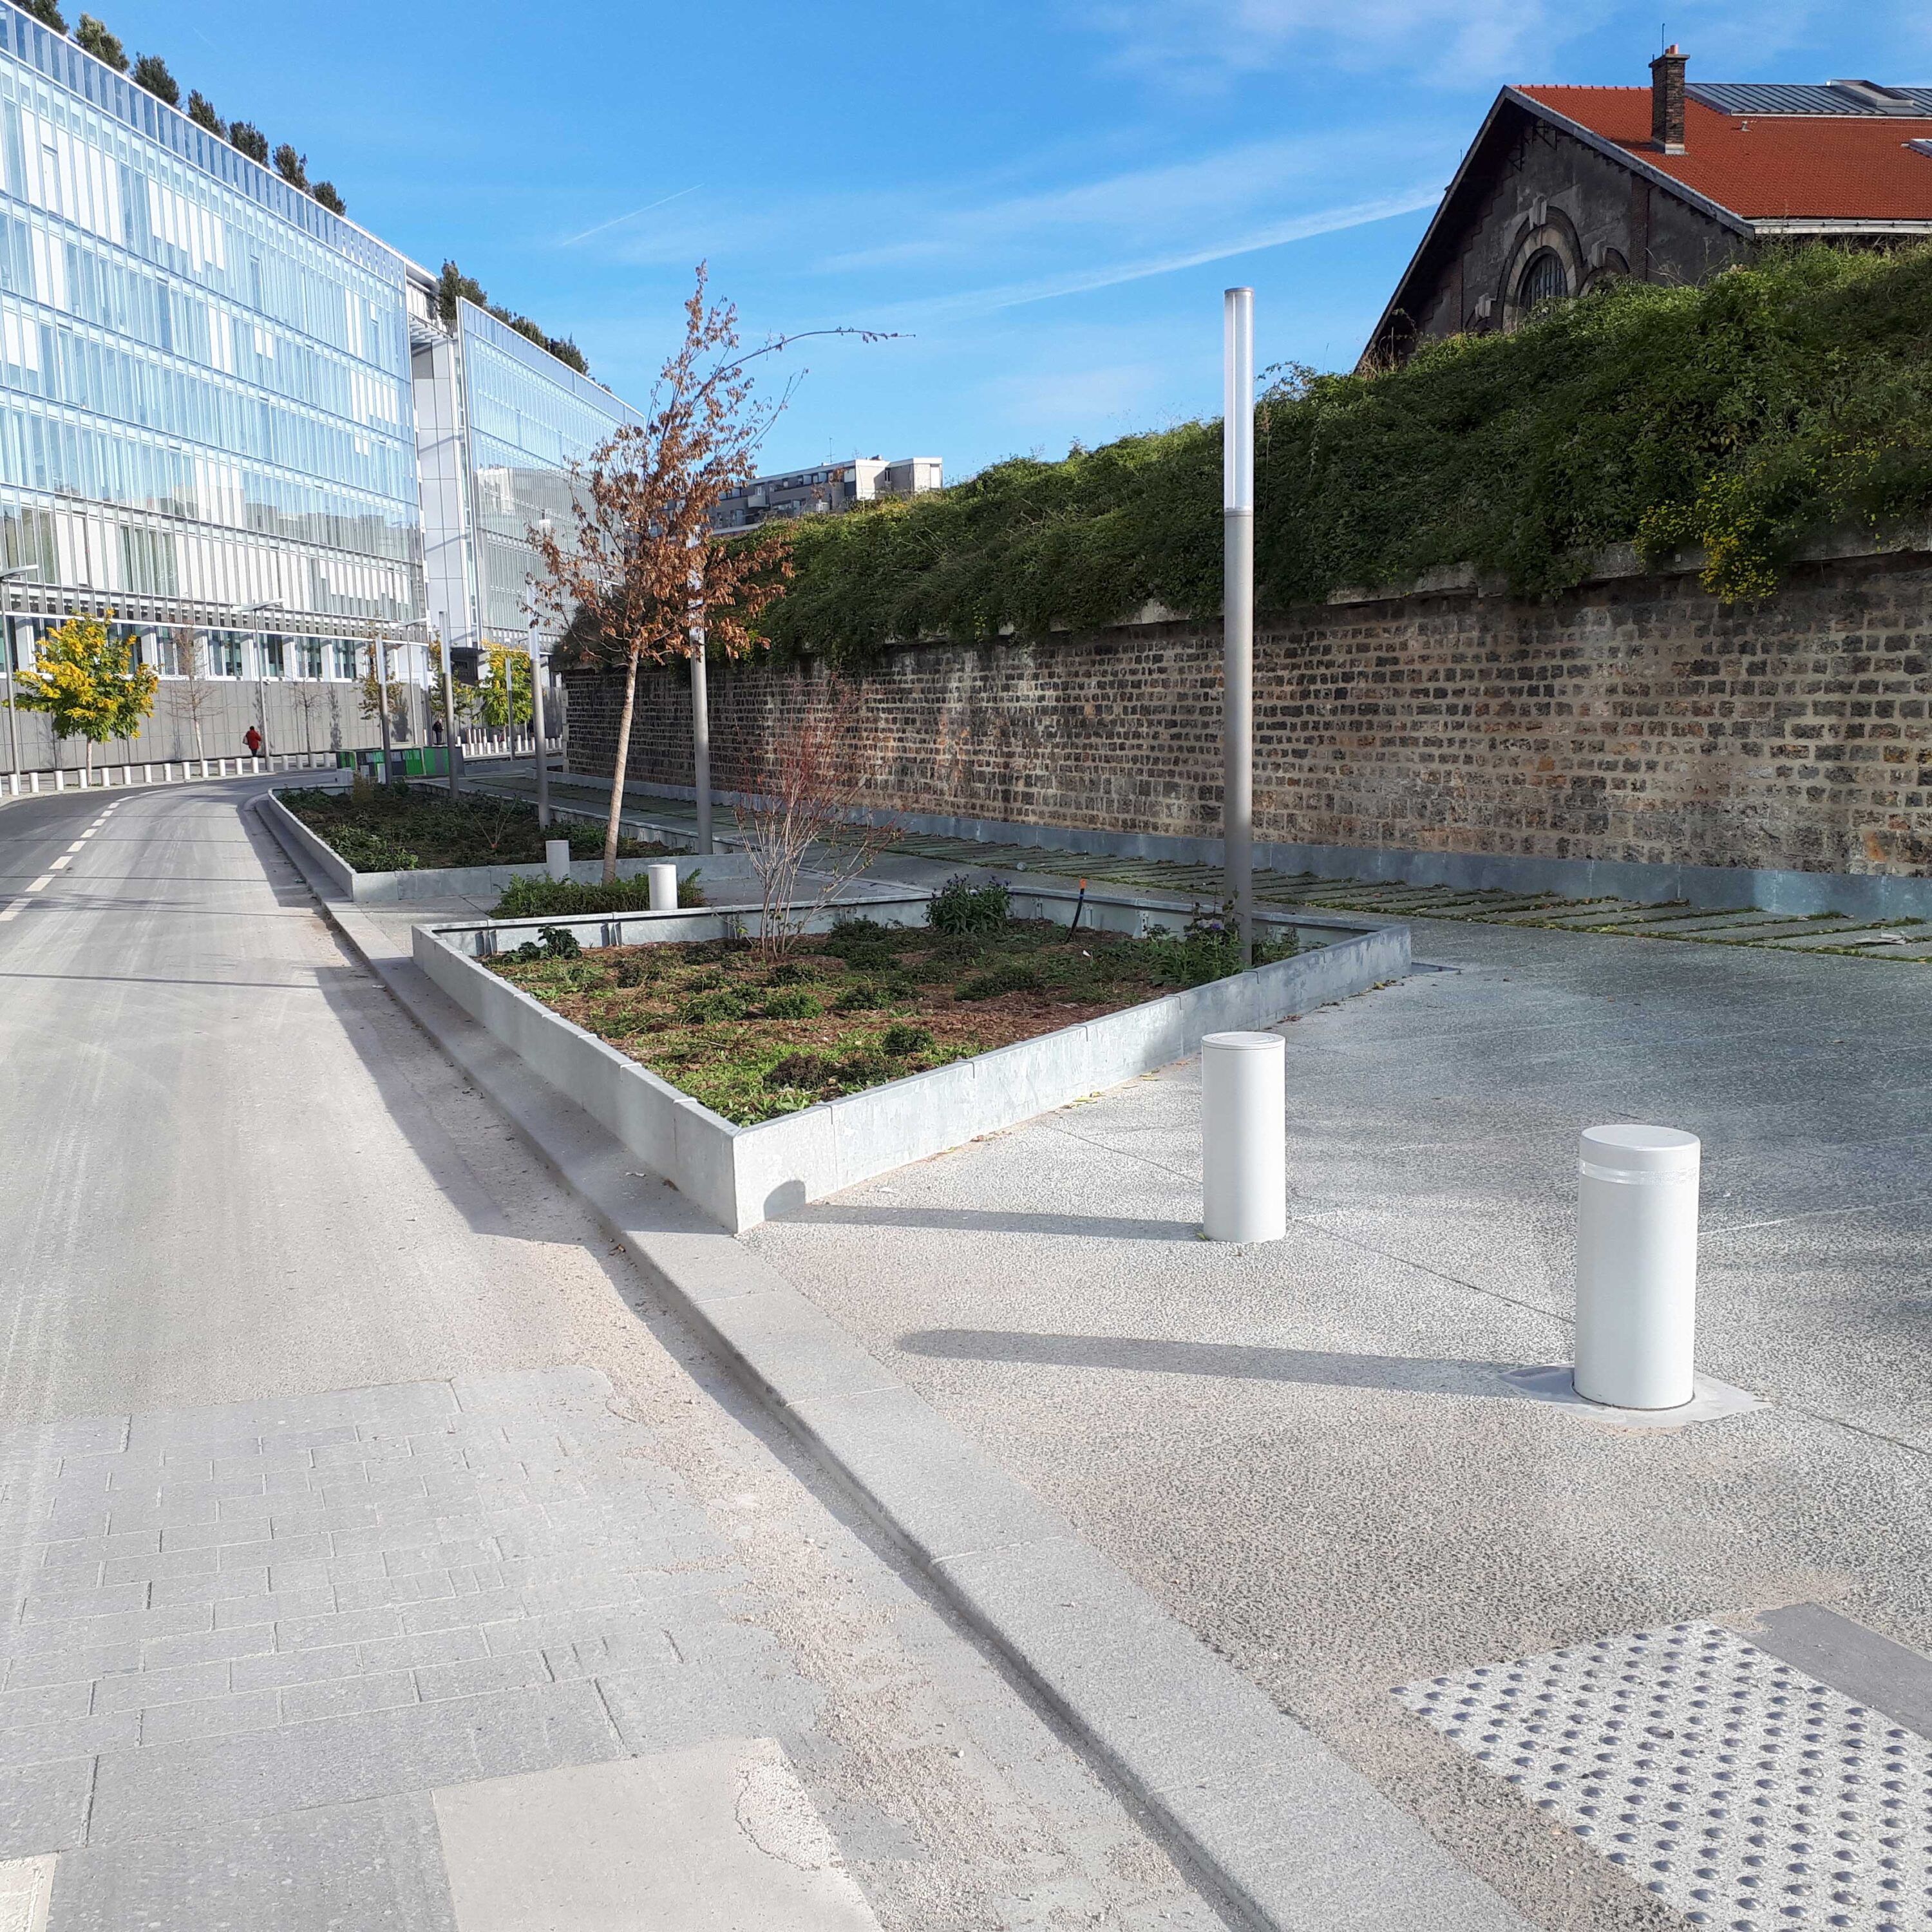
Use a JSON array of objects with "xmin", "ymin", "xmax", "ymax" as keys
[
  {"xmin": 531, "ymin": 265, "xmax": 893, "ymax": 885},
  {"xmin": 14, "ymin": 612, "xmax": 156, "ymax": 778},
  {"xmin": 734, "ymin": 676, "xmax": 899, "ymax": 958}
]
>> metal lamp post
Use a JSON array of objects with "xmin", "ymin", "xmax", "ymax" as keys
[
  {"xmin": 242, "ymin": 599, "xmax": 283, "ymax": 764},
  {"xmin": 0, "ymin": 564, "xmax": 37, "ymax": 782},
  {"xmin": 1223, "ymin": 287, "xmax": 1255, "ymax": 969},
  {"xmin": 526, "ymin": 607, "xmax": 550, "ymax": 831},
  {"xmin": 434, "ymin": 614, "xmax": 461, "ymax": 799}
]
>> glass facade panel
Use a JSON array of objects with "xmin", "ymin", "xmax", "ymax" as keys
[
  {"xmin": 0, "ymin": 1, "xmax": 419, "ymax": 638},
  {"xmin": 458, "ymin": 301, "xmax": 639, "ymax": 637}
]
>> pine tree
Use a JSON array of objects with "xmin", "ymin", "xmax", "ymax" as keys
[
  {"xmin": 20, "ymin": 0, "xmax": 66, "ymax": 32},
  {"xmin": 130, "ymin": 52, "xmax": 178, "ymax": 104},
  {"xmin": 313, "ymin": 181, "xmax": 345, "ymax": 216},
  {"xmin": 74, "ymin": 14, "xmax": 127, "ymax": 70},
  {"xmin": 272, "ymin": 143, "xmax": 308, "ymax": 191},
  {"xmin": 228, "ymin": 120, "xmax": 268, "ymax": 165},
  {"xmin": 185, "ymin": 90, "xmax": 222, "ymax": 134}
]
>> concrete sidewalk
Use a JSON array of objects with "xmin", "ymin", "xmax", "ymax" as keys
[
  {"xmin": 751, "ymin": 913, "xmax": 1932, "ymax": 1931},
  {"xmin": 0, "ymin": 779, "xmax": 1236, "ymax": 1931},
  {"xmin": 263, "ymin": 802, "xmax": 1538, "ymax": 1931}
]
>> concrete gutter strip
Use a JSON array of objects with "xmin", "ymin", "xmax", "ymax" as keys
[{"xmin": 256, "ymin": 795, "xmax": 1526, "ymax": 1932}]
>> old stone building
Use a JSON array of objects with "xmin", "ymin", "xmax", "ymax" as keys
[{"xmin": 1364, "ymin": 52, "xmax": 1932, "ymax": 363}]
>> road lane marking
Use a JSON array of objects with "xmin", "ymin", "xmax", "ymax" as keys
[
  {"xmin": 0, "ymin": 903, "xmax": 22, "ymax": 922},
  {"xmin": 24, "ymin": 876, "xmax": 52, "ymax": 892},
  {"xmin": 48, "ymin": 857, "xmax": 71, "ymax": 871},
  {"xmin": 66, "ymin": 840, "xmax": 85, "ymax": 851}
]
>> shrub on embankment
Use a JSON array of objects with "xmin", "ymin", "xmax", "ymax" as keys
[{"xmin": 753, "ymin": 242, "xmax": 1932, "ymax": 660}]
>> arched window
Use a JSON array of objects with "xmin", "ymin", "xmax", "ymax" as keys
[{"xmin": 1517, "ymin": 249, "xmax": 1569, "ymax": 310}]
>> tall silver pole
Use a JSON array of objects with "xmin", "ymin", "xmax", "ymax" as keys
[
  {"xmin": 1223, "ymin": 286, "xmax": 1255, "ymax": 969},
  {"xmin": 528, "ymin": 620, "xmax": 550, "ymax": 830},
  {"xmin": 437, "ymin": 619, "xmax": 461, "ymax": 799},
  {"xmin": 690, "ymin": 633, "xmax": 712, "ymax": 856},
  {"xmin": 0, "ymin": 569, "xmax": 30, "ymax": 780},
  {"xmin": 374, "ymin": 632, "xmax": 396, "ymax": 784}
]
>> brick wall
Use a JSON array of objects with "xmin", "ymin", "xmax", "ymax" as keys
[{"xmin": 564, "ymin": 546, "xmax": 1932, "ymax": 877}]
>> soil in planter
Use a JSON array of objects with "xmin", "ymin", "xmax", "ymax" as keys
[
  {"xmin": 488, "ymin": 913, "xmax": 1296, "ymax": 1126},
  {"xmin": 280, "ymin": 782, "xmax": 674, "ymax": 873}
]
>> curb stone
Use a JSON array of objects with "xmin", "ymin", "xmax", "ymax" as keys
[{"xmin": 254, "ymin": 796, "xmax": 1533, "ymax": 1932}]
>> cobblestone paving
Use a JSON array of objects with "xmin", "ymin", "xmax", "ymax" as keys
[
  {"xmin": 880, "ymin": 834, "xmax": 1932, "ymax": 963},
  {"xmin": 1, "ymin": 1366, "xmax": 1217, "ymax": 1929}
]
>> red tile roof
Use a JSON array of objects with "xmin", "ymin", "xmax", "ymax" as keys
[{"xmin": 1517, "ymin": 85, "xmax": 1932, "ymax": 222}]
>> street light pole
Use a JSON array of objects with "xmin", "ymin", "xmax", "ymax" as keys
[
  {"xmin": 0, "ymin": 565, "xmax": 37, "ymax": 782},
  {"xmin": 436, "ymin": 615, "xmax": 461, "ymax": 799},
  {"xmin": 527, "ymin": 611, "xmax": 550, "ymax": 830},
  {"xmin": 1223, "ymin": 286, "xmax": 1255, "ymax": 970},
  {"xmin": 242, "ymin": 600, "xmax": 283, "ymax": 764}
]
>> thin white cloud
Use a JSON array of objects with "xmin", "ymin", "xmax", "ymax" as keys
[
  {"xmin": 558, "ymin": 185, "xmax": 701, "ymax": 250},
  {"xmin": 1080, "ymin": 0, "xmax": 1609, "ymax": 87},
  {"xmin": 869, "ymin": 185, "xmax": 1443, "ymax": 326}
]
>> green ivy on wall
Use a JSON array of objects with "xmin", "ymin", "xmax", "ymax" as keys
[{"xmin": 752, "ymin": 242, "xmax": 1932, "ymax": 663}]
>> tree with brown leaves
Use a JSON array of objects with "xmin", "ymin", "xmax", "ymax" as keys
[{"xmin": 530, "ymin": 265, "xmax": 893, "ymax": 884}]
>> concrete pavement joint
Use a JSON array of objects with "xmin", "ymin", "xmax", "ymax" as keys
[{"xmin": 258, "ymin": 797, "xmax": 1531, "ymax": 1932}]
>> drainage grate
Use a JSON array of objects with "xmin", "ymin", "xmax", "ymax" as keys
[{"xmin": 1395, "ymin": 1622, "xmax": 1932, "ymax": 1929}]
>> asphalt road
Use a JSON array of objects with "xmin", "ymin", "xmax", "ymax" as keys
[{"xmin": 0, "ymin": 779, "xmax": 1223, "ymax": 1931}]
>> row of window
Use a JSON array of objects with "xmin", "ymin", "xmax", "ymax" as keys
[
  {"xmin": 0, "ymin": 38, "xmax": 410, "ymax": 370},
  {"xmin": 0, "ymin": 212, "xmax": 411, "ymax": 426},
  {"xmin": 0, "ymin": 401, "xmax": 417, "ymax": 559},
  {"xmin": 3, "ymin": 617, "xmax": 368, "ymax": 681}
]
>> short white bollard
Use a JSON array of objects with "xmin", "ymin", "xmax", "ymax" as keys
[
  {"xmin": 544, "ymin": 838, "xmax": 571, "ymax": 882},
  {"xmin": 647, "ymin": 862, "xmax": 679, "ymax": 912},
  {"xmin": 1200, "ymin": 1030, "xmax": 1286, "ymax": 1242},
  {"xmin": 53, "ymin": 770, "xmax": 64, "ymax": 791},
  {"xmin": 1573, "ymin": 1124, "xmax": 1701, "ymax": 1410}
]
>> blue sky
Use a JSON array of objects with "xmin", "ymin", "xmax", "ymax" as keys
[{"xmin": 102, "ymin": 0, "xmax": 1929, "ymax": 477}]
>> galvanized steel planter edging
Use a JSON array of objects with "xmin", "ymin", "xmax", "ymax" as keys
[
  {"xmin": 260, "ymin": 789, "xmax": 750, "ymax": 904},
  {"xmin": 412, "ymin": 905, "xmax": 1409, "ymax": 1233}
]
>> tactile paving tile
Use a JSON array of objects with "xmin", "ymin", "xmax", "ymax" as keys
[{"xmin": 1395, "ymin": 1622, "xmax": 1932, "ymax": 1929}]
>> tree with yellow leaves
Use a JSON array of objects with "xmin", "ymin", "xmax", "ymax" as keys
[{"xmin": 13, "ymin": 612, "xmax": 158, "ymax": 777}]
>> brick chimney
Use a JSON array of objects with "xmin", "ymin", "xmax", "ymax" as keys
[{"xmin": 1651, "ymin": 43, "xmax": 1687, "ymax": 153}]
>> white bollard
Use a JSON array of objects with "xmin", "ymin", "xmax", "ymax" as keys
[
  {"xmin": 647, "ymin": 861, "xmax": 679, "ymax": 912},
  {"xmin": 53, "ymin": 770, "xmax": 64, "ymax": 791},
  {"xmin": 1200, "ymin": 1030, "xmax": 1286, "ymax": 1242},
  {"xmin": 1573, "ymin": 1124, "xmax": 1701, "ymax": 1410},
  {"xmin": 545, "ymin": 838, "xmax": 572, "ymax": 882}
]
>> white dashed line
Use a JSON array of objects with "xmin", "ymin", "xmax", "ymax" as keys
[
  {"xmin": 24, "ymin": 876, "xmax": 52, "ymax": 893},
  {"xmin": 66, "ymin": 840, "xmax": 85, "ymax": 852},
  {"xmin": 0, "ymin": 903, "xmax": 22, "ymax": 922},
  {"xmin": 48, "ymin": 857, "xmax": 71, "ymax": 871}
]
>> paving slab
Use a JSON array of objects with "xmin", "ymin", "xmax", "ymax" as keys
[
  {"xmin": 749, "ymin": 913, "xmax": 1932, "ymax": 1929},
  {"xmin": 0, "ymin": 781, "xmax": 1236, "ymax": 1932}
]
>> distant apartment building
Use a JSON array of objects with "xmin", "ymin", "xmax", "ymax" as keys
[
  {"xmin": 0, "ymin": 0, "xmax": 640, "ymax": 766},
  {"xmin": 713, "ymin": 455, "xmax": 942, "ymax": 533}
]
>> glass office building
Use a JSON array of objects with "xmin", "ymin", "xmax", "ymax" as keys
[
  {"xmin": 415, "ymin": 299, "xmax": 639, "ymax": 652},
  {"xmin": 0, "ymin": 0, "xmax": 421, "ymax": 695},
  {"xmin": 0, "ymin": 0, "xmax": 638, "ymax": 761}
]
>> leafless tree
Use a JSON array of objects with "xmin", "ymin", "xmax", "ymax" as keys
[
  {"xmin": 733, "ymin": 677, "xmax": 899, "ymax": 958},
  {"xmin": 166, "ymin": 630, "xmax": 218, "ymax": 762}
]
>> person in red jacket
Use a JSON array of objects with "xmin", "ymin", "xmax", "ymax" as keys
[{"xmin": 244, "ymin": 725, "xmax": 263, "ymax": 758}]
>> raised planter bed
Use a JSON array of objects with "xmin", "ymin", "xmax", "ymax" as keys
[
  {"xmin": 413, "ymin": 884, "xmax": 1408, "ymax": 1231},
  {"xmin": 262, "ymin": 787, "xmax": 755, "ymax": 904}
]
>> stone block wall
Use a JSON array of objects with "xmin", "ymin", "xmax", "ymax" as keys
[{"xmin": 564, "ymin": 546, "xmax": 1932, "ymax": 878}]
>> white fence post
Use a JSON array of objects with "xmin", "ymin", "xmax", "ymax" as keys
[
  {"xmin": 647, "ymin": 862, "xmax": 678, "ymax": 911},
  {"xmin": 1200, "ymin": 1031, "xmax": 1287, "ymax": 1242},
  {"xmin": 545, "ymin": 839, "xmax": 571, "ymax": 882},
  {"xmin": 1573, "ymin": 1125, "xmax": 1700, "ymax": 1410}
]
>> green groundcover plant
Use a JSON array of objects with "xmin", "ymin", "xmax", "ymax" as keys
[
  {"xmin": 281, "ymin": 782, "xmax": 674, "ymax": 874},
  {"xmin": 747, "ymin": 242, "xmax": 1932, "ymax": 658},
  {"xmin": 490, "ymin": 909, "xmax": 1296, "ymax": 1125}
]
